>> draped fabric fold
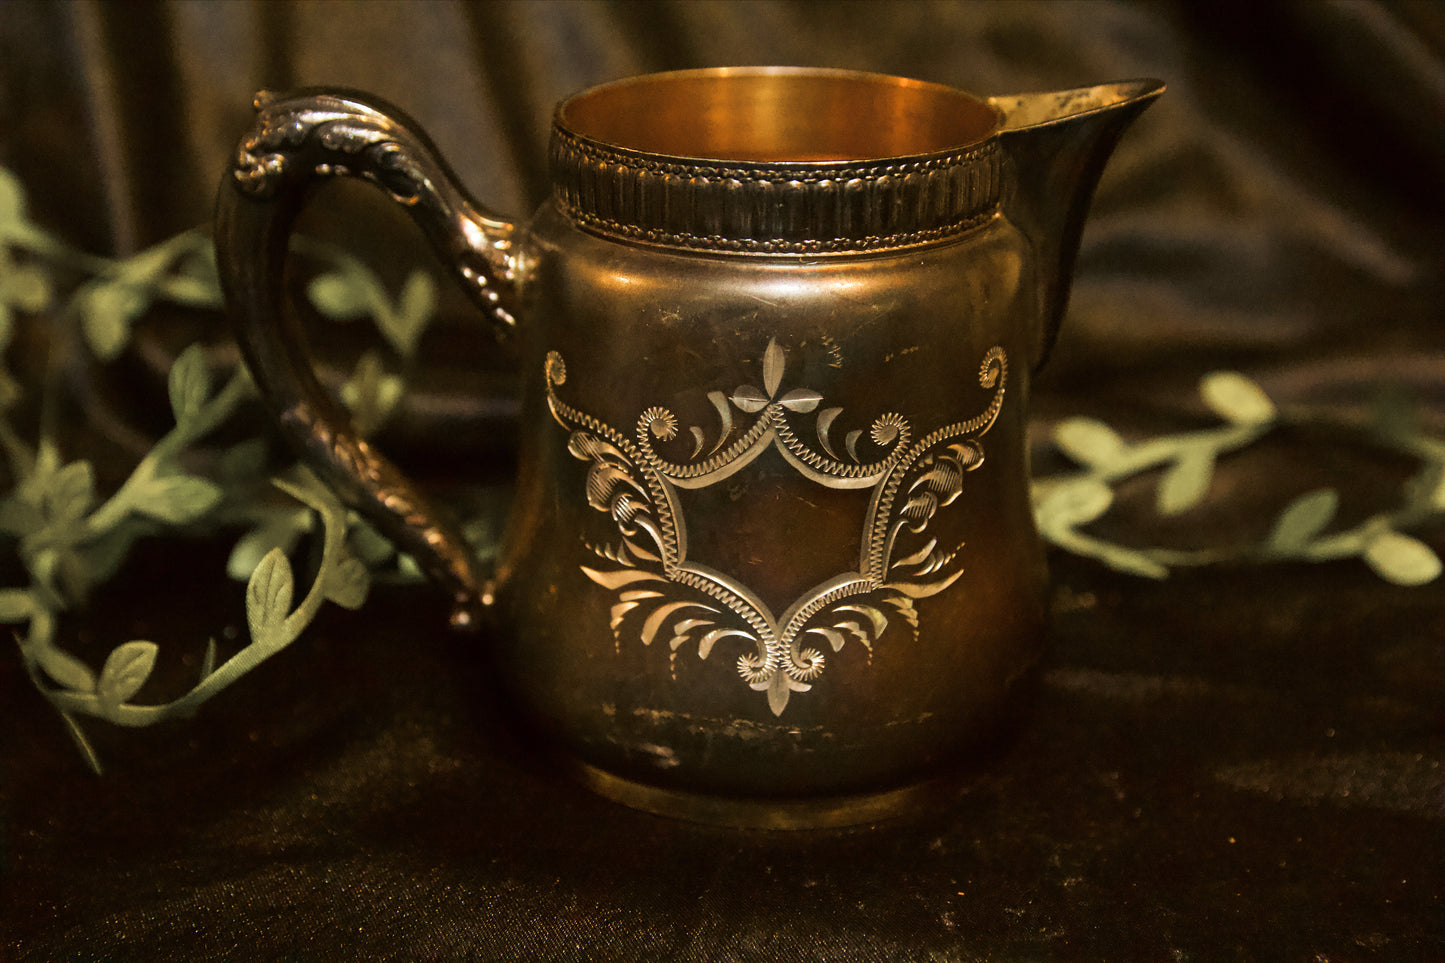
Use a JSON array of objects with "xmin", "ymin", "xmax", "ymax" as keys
[{"xmin": 2, "ymin": 0, "xmax": 1440, "ymax": 425}]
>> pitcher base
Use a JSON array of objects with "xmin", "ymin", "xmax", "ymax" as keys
[{"xmin": 564, "ymin": 758, "xmax": 951, "ymax": 830}]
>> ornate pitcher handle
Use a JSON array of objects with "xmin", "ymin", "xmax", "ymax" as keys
[{"xmin": 215, "ymin": 89, "xmax": 528, "ymax": 629}]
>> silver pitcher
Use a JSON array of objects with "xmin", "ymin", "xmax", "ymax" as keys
[{"xmin": 217, "ymin": 67, "xmax": 1162, "ymax": 827}]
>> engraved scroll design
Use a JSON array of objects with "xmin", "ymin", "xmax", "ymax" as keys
[{"xmin": 546, "ymin": 340, "xmax": 1007, "ymax": 715}]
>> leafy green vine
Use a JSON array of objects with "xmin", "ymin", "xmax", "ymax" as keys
[
  {"xmin": 0, "ymin": 167, "xmax": 445, "ymax": 771},
  {"xmin": 1031, "ymin": 372, "xmax": 1444, "ymax": 585},
  {"xmin": 0, "ymin": 162, "xmax": 1438, "ymax": 773}
]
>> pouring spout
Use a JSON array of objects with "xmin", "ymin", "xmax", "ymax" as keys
[{"xmin": 990, "ymin": 79, "xmax": 1164, "ymax": 369}]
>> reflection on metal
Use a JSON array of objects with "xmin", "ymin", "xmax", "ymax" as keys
[{"xmin": 547, "ymin": 340, "xmax": 1007, "ymax": 715}]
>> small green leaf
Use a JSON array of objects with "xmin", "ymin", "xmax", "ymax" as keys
[
  {"xmin": 27, "ymin": 549, "xmax": 58, "ymax": 592},
  {"xmin": 396, "ymin": 552, "xmax": 424, "ymax": 581},
  {"xmin": 226, "ymin": 509, "xmax": 309, "ymax": 581},
  {"xmin": 77, "ymin": 518, "xmax": 144, "ymax": 586},
  {"xmin": 114, "ymin": 239, "xmax": 184, "ymax": 285},
  {"xmin": 133, "ymin": 474, "xmax": 224, "ymax": 524},
  {"xmin": 347, "ymin": 517, "xmax": 397, "ymax": 566},
  {"xmin": 54, "ymin": 550, "xmax": 93, "ymax": 604},
  {"xmin": 461, "ymin": 508, "xmax": 502, "ymax": 564},
  {"xmin": 0, "ymin": 360, "xmax": 21, "ymax": 409},
  {"xmin": 1267, "ymin": 489, "xmax": 1339, "ymax": 552},
  {"xmin": 0, "ymin": 588, "xmax": 33, "ymax": 621},
  {"xmin": 271, "ymin": 464, "xmax": 340, "ymax": 515},
  {"xmin": 97, "ymin": 640, "xmax": 158, "ymax": 706},
  {"xmin": 79, "ymin": 284, "xmax": 146, "ymax": 360},
  {"xmin": 1034, "ymin": 478, "xmax": 1114, "ymax": 532},
  {"xmin": 0, "ymin": 168, "xmax": 26, "ymax": 224},
  {"xmin": 1156, "ymin": 446, "xmax": 1215, "ymax": 516},
  {"xmin": 1201, "ymin": 371, "xmax": 1277, "ymax": 426},
  {"xmin": 33, "ymin": 438, "xmax": 60, "ymax": 478},
  {"xmin": 340, "ymin": 350, "xmax": 403, "ymax": 435},
  {"xmin": 3, "ymin": 263, "xmax": 52, "ymax": 312},
  {"xmin": 246, "ymin": 547, "xmax": 294, "ymax": 640},
  {"xmin": 45, "ymin": 460, "xmax": 96, "ymax": 522},
  {"xmin": 1427, "ymin": 467, "xmax": 1445, "ymax": 512},
  {"xmin": 1363, "ymin": 530, "xmax": 1442, "ymax": 586},
  {"xmin": 1090, "ymin": 544, "xmax": 1170, "ymax": 580},
  {"xmin": 167, "ymin": 344, "xmax": 213, "ymax": 425},
  {"xmin": 200, "ymin": 638, "xmax": 217, "ymax": 680},
  {"xmin": 397, "ymin": 269, "xmax": 437, "ymax": 318},
  {"xmin": 37, "ymin": 644, "xmax": 97, "ymax": 693},
  {"xmin": 386, "ymin": 270, "xmax": 437, "ymax": 358},
  {"xmin": 307, "ymin": 273, "xmax": 370, "ymax": 318},
  {"xmin": 1053, "ymin": 417, "xmax": 1127, "ymax": 469},
  {"xmin": 323, "ymin": 554, "xmax": 371, "ymax": 610},
  {"xmin": 175, "ymin": 242, "xmax": 220, "ymax": 285},
  {"xmin": 15, "ymin": 439, "xmax": 61, "ymax": 505},
  {"xmin": 158, "ymin": 274, "xmax": 222, "ymax": 308},
  {"xmin": 58, "ymin": 711, "xmax": 104, "ymax": 776},
  {"xmin": 0, "ymin": 496, "xmax": 41, "ymax": 537}
]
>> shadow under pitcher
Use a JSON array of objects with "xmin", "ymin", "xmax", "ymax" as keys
[{"xmin": 215, "ymin": 67, "xmax": 1162, "ymax": 828}]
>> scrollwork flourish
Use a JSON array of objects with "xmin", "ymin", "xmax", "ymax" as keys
[{"xmin": 547, "ymin": 338, "xmax": 1007, "ymax": 715}]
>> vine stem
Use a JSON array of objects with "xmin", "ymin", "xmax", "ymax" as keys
[
  {"xmin": 1036, "ymin": 408, "xmax": 1444, "ymax": 580},
  {"xmin": 44, "ymin": 473, "xmax": 347, "ymax": 726},
  {"xmin": 82, "ymin": 369, "xmax": 252, "ymax": 537},
  {"xmin": 0, "ymin": 415, "xmax": 34, "ymax": 480},
  {"xmin": 5, "ymin": 225, "xmax": 114, "ymax": 276},
  {"xmin": 0, "ymin": 172, "xmax": 430, "ymax": 770},
  {"xmin": 1099, "ymin": 421, "xmax": 1270, "ymax": 483}
]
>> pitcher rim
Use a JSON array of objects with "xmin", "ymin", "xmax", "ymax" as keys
[
  {"xmin": 553, "ymin": 66, "xmax": 1005, "ymax": 167},
  {"xmin": 548, "ymin": 67, "xmax": 1008, "ymax": 255}
]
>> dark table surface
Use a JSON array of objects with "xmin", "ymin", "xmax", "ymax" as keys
[{"xmin": 3, "ymin": 538, "xmax": 1441, "ymax": 961}]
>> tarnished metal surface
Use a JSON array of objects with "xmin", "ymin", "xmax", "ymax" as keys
[{"xmin": 217, "ymin": 67, "xmax": 1161, "ymax": 824}]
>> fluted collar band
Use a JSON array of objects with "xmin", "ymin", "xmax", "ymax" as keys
[
  {"xmin": 549, "ymin": 132, "xmax": 1000, "ymax": 254},
  {"xmin": 547, "ymin": 68, "xmax": 1002, "ymax": 254}
]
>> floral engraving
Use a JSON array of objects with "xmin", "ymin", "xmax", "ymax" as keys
[{"xmin": 546, "ymin": 340, "xmax": 1007, "ymax": 715}]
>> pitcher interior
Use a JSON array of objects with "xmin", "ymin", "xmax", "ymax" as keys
[{"xmin": 556, "ymin": 67, "xmax": 999, "ymax": 163}]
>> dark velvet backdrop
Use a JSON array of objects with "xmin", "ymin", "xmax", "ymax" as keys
[{"xmin": 1, "ymin": 1, "xmax": 1442, "ymax": 960}]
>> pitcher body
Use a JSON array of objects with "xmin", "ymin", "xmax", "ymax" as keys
[
  {"xmin": 216, "ymin": 67, "xmax": 1162, "ymax": 825},
  {"xmin": 496, "ymin": 200, "xmax": 1047, "ymax": 809}
]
